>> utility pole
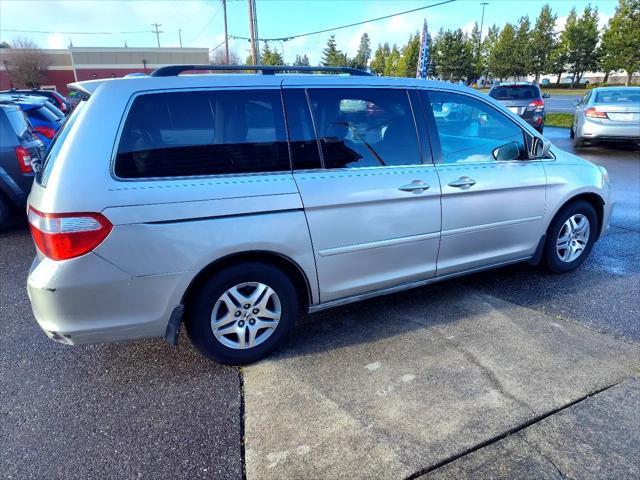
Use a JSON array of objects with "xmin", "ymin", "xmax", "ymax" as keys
[
  {"xmin": 151, "ymin": 22, "xmax": 163, "ymax": 48},
  {"xmin": 178, "ymin": 29, "xmax": 183, "ymax": 48},
  {"xmin": 222, "ymin": 0, "xmax": 230, "ymax": 64},
  {"xmin": 247, "ymin": 0, "xmax": 258, "ymax": 64},
  {"xmin": 479, "ymin": 2, "xmax": 489, "ymax": 44}
]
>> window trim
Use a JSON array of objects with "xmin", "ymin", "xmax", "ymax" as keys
[
  {"xmin": 418, "ymin": 88, "xmax": 535, "ymax": 166},
  {"xmin": 109, "ymin": 86, "xmax": 293, "ymax": 182},
  {"xmin": 295, "ymin": 85, "xmax": 428, "ymax": 172}
]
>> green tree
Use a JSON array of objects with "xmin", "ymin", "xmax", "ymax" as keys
[
  {"xmin": 426, "ymin": 34, "xmax": 438, "ymax": 78},
  {"xmin": 600, "ymin": 0, "xmax": 640, "ymax": 85},
  {"xmin": 469, "ymin": 22, "xmax": 485, "ymax": 81},
  {"xmin": 370, "ymin": 42, "xmax": 390, "ymax": 75},
  {"xmin": 0, "ymin": 41, "xmax": 10, "ymax": 48},
  {"xmin": 293, "ymin": 53, "xmax": 310, "ymax": 66},
  {"xmin": 530, "ymin": 4, "xmax": 557, "ymax": 82},
  {"xmin": 562, "ymin": 6, "xmax": 599, "ymax": 85},
  {"xmin": 352, "ymin": 32, "xmax": 372, "ymax": 70},
  {"xmin": 513, "ymin": 16, "xmax": 532, "ymax": 79},
  {"xmin": 397, "ymin": 33, "xmax": 421, "ymax": 77},
  {"xmin": 321, "ymin": 35, "xmax": 348, "ymax": 67},
  {"xmin": 482, "ymin": 24, "xmax": 500, "ymax": 81},
  {"xmin": 436, "ymin": 29, "xmax": 473, "ymax": 81},
  {"xmin": 488, "ymin": 23, "xmax": 517, "ymax": 80},
  {"xmin": 260, "ymin": 42, "xmax": 284, "ymax": 65},
  {"xmin": 383, "ymin": 45, "xmax": 401, "ymax": 76}
]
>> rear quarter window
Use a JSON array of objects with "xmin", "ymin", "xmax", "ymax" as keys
[
  {"xmin": 115, "ymin": 89, "xmax": 290, "ymax": 179},
  {"xmin": 28, "ymin": 106, "xmax": 59, "ymax": 123},
  {"xmin": 4, "ymin": 109, "xmax": 30, "ymax": 140}
]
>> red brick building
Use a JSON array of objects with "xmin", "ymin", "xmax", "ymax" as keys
[{"xmin": 0, "ymin": 47, "xmax": 209, "ymax": 95}]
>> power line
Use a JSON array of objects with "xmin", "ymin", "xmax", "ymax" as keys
[
  {"xmin": 189, "ymin": 1, "xmax": 224, "ymax": 44},
  {"xmin": 0, "ymin": 28, "xmax": 151, "ymax": 35},
  {"xmin": 230, "ymin": 0, "xmax": 457, "ymax": 42}
]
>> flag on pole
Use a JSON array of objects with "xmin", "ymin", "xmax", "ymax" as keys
[{"xmin": 416, "ymin": 19, "xmax": 429, "ymax": 79}]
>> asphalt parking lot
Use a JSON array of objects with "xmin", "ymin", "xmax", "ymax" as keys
[{"xmin": 1, "ymin": 127, "xmax": 638, "ymax": 479}]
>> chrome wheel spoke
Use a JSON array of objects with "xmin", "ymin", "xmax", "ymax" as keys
[
  {"xmin": 210, "ymin": 281, "xmax": 281, "ymax": 350},
  {"xmin": 556, "ymin": 213, "xmax": 590, "ymax": 264}
]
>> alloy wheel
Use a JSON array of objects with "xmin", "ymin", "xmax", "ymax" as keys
[{"xmin": 556, "ymin": 214, "xmax": 590, "ymax": 263}]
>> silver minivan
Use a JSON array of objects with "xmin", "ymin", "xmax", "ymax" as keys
[{"xmin": 26, "ymin": 66, "xmax": 613, "ymax": 364}]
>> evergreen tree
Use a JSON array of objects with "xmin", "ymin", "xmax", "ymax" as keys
[
  {"xmin": 352, "ymin": 33, "xmax": 372, "ymax": 70},
  {"xmin": 321, "ymin": 35, "xmax": 348, "ymax": 67},
  {"xmin": 513, "ymin": 16, "xmax": 532, "ymax": 79},
  {"xmin": 530, "ymin": 4, "xmax": 558, "ymax": 82},
  {"xmin": 383, "ymin": 45, "xmax": 401, "ymax": 76},
  {"xmin": 370, "ymin": 42, "xmax": 390, "ymax": 75},
  {"xmin": 437, "ymin": 29, "xmax": 473, "ymax": 81},
  {"xmin": 397, "ymin": 33, "xmax": 421, "ymax": 77},
  {"xmin": 488, "ymin": 23, "xmax": 517, "ymax": 80},
  {"xmin": 293, "ymin": 54, "xmax": 310, "ymax": 66},
  {"xmin": 261, "ymin": 42, "xmax": 284, "ymax": 66}
]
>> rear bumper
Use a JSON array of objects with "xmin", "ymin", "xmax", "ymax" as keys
[
  {"xmin": 580, "ymin": 118, "xmax": 640, "ymax": 141},
  {"xmin": 27, "ymin": 251, "xmax": 193, "ymax": 345}
]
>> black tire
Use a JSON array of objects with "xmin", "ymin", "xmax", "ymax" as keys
[
  {"xmin": 185, "ymin": 262, "xmax": 299, "ymax": 365},
  {"xmin": 0, "ymin": 195, "xmax": 14, "ymax": 232},
  {"xmin": 572, "ymin": 132, "xmax": 585, "ymax": 147},
  {"xmin": 569, "ymin": 127, "xmax": 575, "ymax": 138},
  {"xmin": 543, "ymin": 200, "xmax": 598, "ymax": 273}
]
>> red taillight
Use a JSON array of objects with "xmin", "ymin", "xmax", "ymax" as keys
[
  {"xmin": 585, "ymin": 107, "xmax": 608, "ymax": 119},
  {"xmin": 528, "ymin": 99, "xmax": 544, "ymax": 109},
  {"xmin": 59, "ymin": 102, "xmax": 68, "ymax": 112},
  {"xmin": 34, "ymin": 125, "xmax": 56, "ymax": 139},
  {"xmin": 15, "ymin": 146, "xmax": 33, "ymax": 173},
  {"xmin": 28, "ymin": 207, "xmax": 113, "ymax": 260}
]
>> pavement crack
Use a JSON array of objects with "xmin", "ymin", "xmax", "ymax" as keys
[
  {"xmin": 403, "ymin": 381, "xmax": 622, "ymax": 480},
  {"xmin": 430, "ymin": 328, "xmax": 537, "ymax": 416},
  {"xmin": 518, "ymin": 434, "xmax": 575, "ymax": 480},
  {"xmin": 239, "ymin": 367, "xmax": 247, "ymax": 480}
]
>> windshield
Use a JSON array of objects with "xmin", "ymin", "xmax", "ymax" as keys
[
  {"xmin": 489, "ymin": 86, "xmax": 539, "ymax": 101},
  {"xmin": 36, "ymin": 100, "xmax": 85, "ymax": 187},
  {"xmin": 594, "ymin": 89, "xmax": 640, "ymax": 105}
]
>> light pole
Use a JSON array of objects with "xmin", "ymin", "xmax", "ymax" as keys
[{"xmin": 479, "ymin": 2, "xmax": 489, "ymax": 44}]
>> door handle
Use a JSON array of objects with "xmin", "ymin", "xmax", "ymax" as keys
[
  {"xmin": 398, "ymin": 180, "xmax": 430, "ymax": 193},
  {"xmin": 448, "ymin": 176, "xmax": 476, "ymax": 189}
]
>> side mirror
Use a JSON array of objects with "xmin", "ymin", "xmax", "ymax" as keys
[
  {"xmin": 527, "ymin": 134, "xmax": 552, "ymax": 159},
  {"xmin": 573, "ymin": 100, "xmax": 580, "ymax": 106},
  {"xmin": 432, "ymin": 102, "xmax": 443, "ymax": 113},
  {"xmin": 542, "ymin": 92, "xmax": 550, "ymax": 99},
  {"xmin": 492, "ymin": 141, "xmax": 522, "ymax": 161}
]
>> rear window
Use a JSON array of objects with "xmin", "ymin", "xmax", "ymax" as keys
[
  {"xmin": 28, "ymin": 106, "xmax": 60, "ymax": 123},
  {"xmin": 489, "ymin": 86, "xmax": 540, "ymax": 100},
  {"xmin": 115, "ymin": 89, "xmax": 290, "ymax": 178},
  {"xmin": 594, "ymin": 90, "xmax": 640, "ymax": 105},
  {"xmin": 5, "ymin": 108, "xmax": 30, "ymax": 139}
]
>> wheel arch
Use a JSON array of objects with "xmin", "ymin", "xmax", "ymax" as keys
[
  {"xmin": 547, "ymin": 192, "xmax": 605, "ymax": 239},
  {"xmin": 180, "ymin": 250, "xmax": 313, "ymax": 315}
]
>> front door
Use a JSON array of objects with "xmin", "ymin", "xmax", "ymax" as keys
[
  {"xmin": 283, "ymin": 86, "xmax": 441, "ymax": 302},
  {"xmin": 419, "ymin": 89, "xmax": 547, "ymax": 276}
]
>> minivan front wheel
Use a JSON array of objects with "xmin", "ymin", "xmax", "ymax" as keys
[
  {"xmin": 543, "ymin": 200, "xmax": 598, "ymax": 273},
  {"xmin": 185, "ymin": 262, "xmax": 298, "ymax": 364}
]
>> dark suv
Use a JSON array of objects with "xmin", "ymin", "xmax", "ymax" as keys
[
  {"xmin": 488, "ymin": 83, "xmax": 548, "ymax": 133},
  {"xmin": 0, "ymin": 104, "xmax": 45, "ymax": 230}
]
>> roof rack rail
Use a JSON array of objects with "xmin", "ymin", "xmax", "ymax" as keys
[{"xmin": 149, "ymin": 64, "xmax": 372, "ymax": 77}]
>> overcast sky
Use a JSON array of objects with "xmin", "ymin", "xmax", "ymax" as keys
[{"xmin": 0, "ymin": 0, "xmax": 617, "ymax": 64}]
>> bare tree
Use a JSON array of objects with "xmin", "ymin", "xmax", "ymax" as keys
[
  {"xmin": 209, "ymin": 48, "xmax": 241, "ymax": 65},
  {"xmin": 2, "ymin": 38, "xmax": 50, "ymax": 88}
]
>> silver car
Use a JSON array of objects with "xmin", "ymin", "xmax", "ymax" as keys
[
  {"xmin": 571, "ymin": 86, "xmax": 640, "ymax": 147},
  {"xmin": 26, "ymin": 65, "xmax": 613, "ymax": 364}
]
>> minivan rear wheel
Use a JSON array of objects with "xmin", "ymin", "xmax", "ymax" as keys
[
  {"xmin": 543, "ymin": 200, "xmax": 598, "ymax": 273},
  {"xmin": 185, "ymin": 262, "xmax": 298, "ymax": 365}
]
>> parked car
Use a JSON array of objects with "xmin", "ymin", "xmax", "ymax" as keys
[
  {"xmin": 0, "ymin": 95, "xmax": 63, "ymax": 147},
  {"xmin": 540, "ymin": 78, "xmax": 551, "ymax": 86},
  {"xmin": 487, "ymin": 83, "xmax": 548, "ymax": 133},
  {"xmin": 65, "ymin": 89, "xmax": 86, "ymax": 110},
  {"xmin": 0, "ymin": 88, "xmax": 71, "ymax": 115},
  {"xmin": 0, "ymin": 104, "xmax": 45, "ymax": 230},
  {"xmin": 26, "ymin": 65, "xmax": 612, "ymax": 365},
  {"xmin": 571, "ymin": 87, "xmax": 640, "ymax": 147},
  {"xmin": 560, "ymin": 76, "xmax": 590, "ymax": 86}
]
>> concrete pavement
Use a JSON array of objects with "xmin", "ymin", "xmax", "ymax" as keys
[{"xmin": 243, "ymin": 287, "xmax": 639, "ymax": 479}]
